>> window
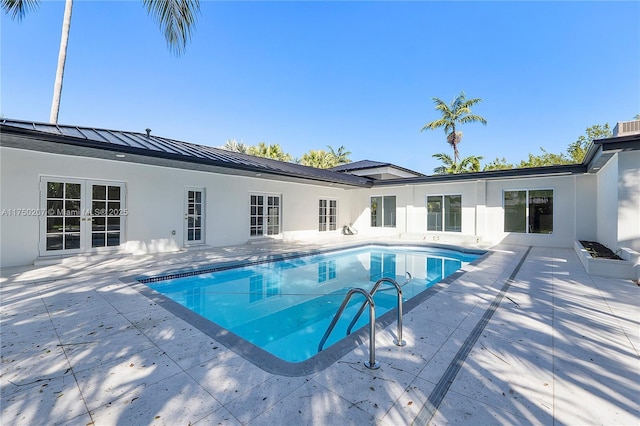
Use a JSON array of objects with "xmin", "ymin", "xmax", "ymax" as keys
[
  {"xmin": 249, "ymin": 274, "xmax": 280, "ymax": 303},
  {"xmin": 369, "ymin": 252, "xmax": 396, "ymax": 281},
  {"xmin": 250, "ymin": 194, "xmax": 281, "ymax": 236},
  {"xmin": 427, "ymin": 195, "xmax": 461, "ymax": 232},
  {"xmin": 318, "ymin": 260, "xmax": 337, "ymax": 283},
  {"xmin": 318, "ymin": 199, "xmax": 337, "ymax": 232},
  {"xmin": 504, "ymin": 189, "xmax": 553, "ymax": 234},
  {"xmin": 40, "ymin": 178, "xmax": 126, "ymax": 256},
  {"xmin": 371, "ymin": 196, "xmax": 396, "ymax": 227}
]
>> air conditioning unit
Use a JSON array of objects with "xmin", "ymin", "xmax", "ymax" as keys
[{"xmin": 613, "ymin": 120, "xmax": 640, "ymax": 137}]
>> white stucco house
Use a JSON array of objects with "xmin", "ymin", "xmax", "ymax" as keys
[{"xmin": 1, "ymin": 118, "xmax": 639, "ymax": 278}]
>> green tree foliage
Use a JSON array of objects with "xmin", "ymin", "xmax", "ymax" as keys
[
  {"xmin": 481, "ymin": 123, "xmax": 614, "ymax": 171},
  {"xmin": 327, "ymin": 145, "xmax": 352, "ymax": 166},
  {"xmin": 223, "ymin": 139, "xmax": 249, "ymax": 154},
  {"xmin": 567, "ymin": 124, "xmax": 612, "ymax": 163},
  {"xmin": 247, "ymin": 142, "xmax": 292, "ymax": 162},
  {"xmin": 515, "ymin": 148, "xmax": 571, "ymax": 168},
  {"xmin": 483, "ymin": 157, "xmax": 514, "ymax": 171},
  {"xmin": 298, "ymin": 149, "xmax": 333, "ymax": 168},
  {"xmin": 432, "ymin": 153, "xmax": 483, "ymax": 175},
  {"xmin": 421, "ymin": 91, "xmax": 487, "ymax": 163}
]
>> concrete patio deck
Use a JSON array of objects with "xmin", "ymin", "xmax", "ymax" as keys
[{"xmin": 1, "ymin": 241, "xmax": 638, "ymax": 425}]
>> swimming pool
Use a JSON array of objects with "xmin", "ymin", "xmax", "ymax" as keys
[{"xmin": 139, "ymin": 245, "xmax": 482, "ymax": 366}]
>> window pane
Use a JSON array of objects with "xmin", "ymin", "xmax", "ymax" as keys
[
  {"xmin": 47, "ymin": 200, "xmax": 63, "ymax": 215},
  {"xmin": 383, "ymin": 196, "xmax": 396, "ymax": 227},
  {"xmin": 66, "ymin": 183, "xmax": 81, "ymax": 200},
  {"xmin": 107, "ymin": 233, "xmax": 120, "ymax": 246},
  {"xmin": 108, "ymin": 186, "xmax": 121, "ymax": 200},
  {"xmin": 107, "ymin": 217, "xmax": 120, "ymax": 231},
  {"xmin": 46, "ymin": 234, "xmax": 63, "ymax": 251},
  {"xmin": 444, "ymin": 195, "xmax": 462, "ymax": 232},
  {"xmin": 92, "ymin": 217, "xmax": 106, "ymax": 232},
  {"xmin": 93, "ymin": 201, "xmax": 106, "ymax": 216},
  {"xmin": 47, "ymin": 182, "xmax": 63, "ymax": 198},
  {"xmin": 529, "ymin": 190, "xmax": 553, "ymax": 234},
  {"xmin": 65, "ymin": 233, "xmax": 81, "ymax": 249},
  {"xmin": 427, "ymin": 196, "xmax": 442, "ymax": 231},
  {"xmin": 504, "ymin": 191, "xmax": 526, "ymax": 232},
  {"xmin": 371, "ymin": 197, "xmax": 382, "ymax": 227},
  {"xmin": 47, "ymin": 217, "xmax": 63, "ymax": 233},
  {"xmin": 65, "ymin": 200, "xmax": 80, "ymax": 216},
  {"xmin": 65, "ymin": 217, "xmax": 81, "ymax": 232},
  {"xmin": 92, "ymin": 233, "xmax": 106, "ymax": 247},
  {"xmin": 92, "ymin": 185, "xmax": 106, "ymax": 200},
  {"xmin": 108, "ymin": 202, "xmax": 120, "ymax": 214}
]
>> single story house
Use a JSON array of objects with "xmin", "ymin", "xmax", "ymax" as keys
[{"xmin": 1, "ymin": 118, "xmax": 639, "ymax": 278}]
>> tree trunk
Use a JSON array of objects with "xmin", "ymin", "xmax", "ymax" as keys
[{"xmin": 50, "ymin": 0, "xmax": 73, "ymax": 124}]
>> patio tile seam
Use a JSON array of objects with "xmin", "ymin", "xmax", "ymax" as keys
[
  {"xmin": 411, "ymin": 246, "xmax": 532, "ymax": 426},
  {"xmin": 35, "ymin": 281, "xmax": 95, "ymax": 425},
  {"xmin": 587, "ymin": 275, "xmax": 640, "ymax": 358}
]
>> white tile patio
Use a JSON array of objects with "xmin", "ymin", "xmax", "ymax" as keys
[{"xmin": 1, "ymin": 242, "xmax": 638, "ymax": 425}]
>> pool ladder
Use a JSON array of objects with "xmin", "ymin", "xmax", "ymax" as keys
[{"xmin": 317, "ymin": 272, "xmax": 412, "ymax": 369}]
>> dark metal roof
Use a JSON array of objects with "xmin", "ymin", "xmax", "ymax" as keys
[
  {"xmin": 0, "ymin": 119, "xmax": 373, "ymax": 188},
  {"xmin": 371, "ymin": 164, "xmax": 586, "ymax": 186},
  {"xmin": 2, "ymin": 118, "xmax": 638, "ymax": 188},
  {"xmin": 330, "ymin": 160, "xmax": 390, "ymax": 171},
  {"xmin": 329, "ymin": 159, "xmax": 425, "ymax": 176}
]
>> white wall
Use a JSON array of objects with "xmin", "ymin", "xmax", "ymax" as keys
[
  {"xmin": 618, "ymin": 151, "xmax": 640, "ymax": 252},
  {"xmin": 3, "ymin": 143, "xmax": 638, "ymax": 267},
  {"xmin": 0, "ymin": 147, "xmax": 351, "ymax": 267},
  {"xmin": 574, "ymin": 174, "xmax": 598, "ymax": 242},
  {"xmin": 349, "ymin": 176, "xmax": 580, "ymax": 248},
  {"xmin": 485, "ymin": 176, "xmax": 577, "ymax": 247},
  {"xmin": 596, "ymin": 156, "xmax": 619, "ymax": 250}
]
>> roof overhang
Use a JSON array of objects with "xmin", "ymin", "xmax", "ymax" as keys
[
  {"xmin": 371, "ymin": 164, "xmax": 585, "ymax": 186},
  {"xmin": 0, "ymin": 124, "xmax": 373, "ymax": 189},
  {"xmin": 583, "ymin": 133, "xmax": 640, "ymax": 173}
]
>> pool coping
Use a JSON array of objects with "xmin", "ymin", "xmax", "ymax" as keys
[{"xmin": 121, "ymin": 242, "xmax": 493, "ymax": 377}]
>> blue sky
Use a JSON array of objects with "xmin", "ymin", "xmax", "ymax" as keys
[{"xmin": 2, "ymin": 1, "xmax": 639, "ymax": 174}]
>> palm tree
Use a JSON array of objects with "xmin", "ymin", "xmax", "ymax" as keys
[
  {"xmin": 432, "ymin": 152, "xmax": 483, "ymax": 175},
  {"xmin": 223, "ymin": 139, "xmax": 249, "ymax": 154},
  {"xmin": 421, "ymin": 91, "xmax": 487, "ymax": 163},
  {"xmin": 327, "ymin": 145, "xmax": 352, "ymax": 166},
  {"xmin": 299, "ymin": 150, "xmax": 333, "ymax": 169},
  {"xmin": 247, "ymin": 142, "xmax": 292, "ymax": 162},
  {"xmin": 2, "ymin": 0, "xmax": 200, "ymax": 124}
]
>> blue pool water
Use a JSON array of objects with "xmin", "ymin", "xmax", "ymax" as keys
[{"xmin": 145, "ymin": 245, "xmax": 480, "ymax": 363}]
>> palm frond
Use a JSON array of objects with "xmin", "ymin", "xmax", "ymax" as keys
[
  {"xmin": 1, "ymin": 0, "xmax": 40, "ymax": 20},
  {"xmin": 459, "ymin": 114, "xmax": 488, "ymax": 125},
  {"xmin": 421, "ymin": 118, "xmax": 449, "ymax": 132},
  {"xmin": 432, "ymin": 152, "xmax": 454, "ymax": 165},
  {"xmin": 142, "ymin": 0, "xmax": 200, "ymax": 56}
]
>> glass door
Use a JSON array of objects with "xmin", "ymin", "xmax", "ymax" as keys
[
  {"xmin": 39, "ymin": 178, "xmax": 126, "ymax": 256},
  {"xmin": 41, "ymin": 180, "xmax": 83, "ymax": 254},
  {"xmin": 89, "ymin": 182, "xmax": 126, "ymax": 248},
  {"xmin": 185, "ymin": 188, "xmax": 205, "ymax": 245}
]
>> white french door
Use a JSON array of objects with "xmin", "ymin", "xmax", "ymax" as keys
[
  {"xmin": 39, "ymin": 178, "xmax": 126, "ymax": 256},
  {"xmin": 184, "ymin": 188, "xmax": 205, "ymax": 245}
]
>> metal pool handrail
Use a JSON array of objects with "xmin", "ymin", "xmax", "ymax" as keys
[
  {"xmin": 317, "ymin": 287, "xmax": 379, "ymax": 369},
  {"xmin": 346, "ymin": 272, "xmax": 411, "ymax": 347}
]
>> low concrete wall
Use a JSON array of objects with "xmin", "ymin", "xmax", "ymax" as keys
[{"xmin": 574, "ymin": 241, "xmax": 638, "ymax": 280}]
